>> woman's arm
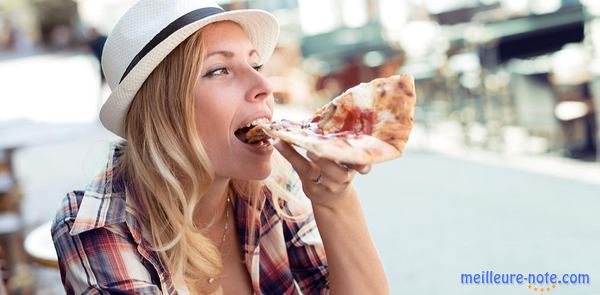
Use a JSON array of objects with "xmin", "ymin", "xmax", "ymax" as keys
[
  {"xmin": 312, "ymin": 187, "xmax": 388, "ymax": 295},
  {"xmin": 274, "ymin": 140, "xmax": 389, "ymax": 295}
]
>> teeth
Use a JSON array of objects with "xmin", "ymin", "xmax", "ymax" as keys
[
  {"xmin": 242, "ymin": 117, "xmax": 270, "ymax": 129},
  {"xmin": 250, "ymin": 118, "xmax": 269, "ymax": 126},
  {"xmin": 254, "ymin": 138, "xmax": 272, "ymax": 147}
]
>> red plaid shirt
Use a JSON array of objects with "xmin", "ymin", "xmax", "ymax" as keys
[{"xmin": 51, "ymin": 143, "xmax": 329, "ymax": 294}]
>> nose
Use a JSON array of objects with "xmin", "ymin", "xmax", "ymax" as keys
[{"xmin": 244, "ymin": 67, "xmax": 273, "ymax": 103}]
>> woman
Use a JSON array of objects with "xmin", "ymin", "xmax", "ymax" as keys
[{"xmin": 51, "ymin": 1, "xmax": 388, "ymax": 294}]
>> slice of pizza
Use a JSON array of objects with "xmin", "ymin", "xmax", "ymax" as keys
[{"xmin": 243, "ymin": 74, "xmax": 416, "ymax": 165}]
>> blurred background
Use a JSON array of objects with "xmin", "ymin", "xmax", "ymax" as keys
[{"xmin": 1, "ymin": 0, "xmax": 600, "ymax": 294}]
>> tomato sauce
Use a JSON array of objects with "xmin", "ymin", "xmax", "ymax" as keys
[
  {"xmin": 340, "ymin": 107, "xmax": 375, "ymax": 135},
  {"xmin": 298, "ymin": 107, "xmax": 376, "ymax": 140}
]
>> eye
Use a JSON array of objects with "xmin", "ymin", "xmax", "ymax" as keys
[
  {"xmin": 203, "ymin": 67, "xmax": 229, "ymax": 78},
  {"xmin": 252, "ymin": 64, "xmax": 264, "ymax": 72}
]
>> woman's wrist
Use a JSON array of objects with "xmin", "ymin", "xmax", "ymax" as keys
[{"xmin": 310, "ymin": 185, "xmax": 359, "ymax": 215}]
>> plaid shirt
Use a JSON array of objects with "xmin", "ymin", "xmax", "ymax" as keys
[{"xmin": 51, "ymin": 143, "xmax": 329, "ymax": 294}]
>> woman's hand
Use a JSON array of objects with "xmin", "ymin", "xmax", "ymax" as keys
[
  {"xmin": 273, "ymin": 139, "xmax": 371, "ymax": 209},
  {"xmin": 274, "ymin": 139, "xmax": 388, "ymax": 294}
]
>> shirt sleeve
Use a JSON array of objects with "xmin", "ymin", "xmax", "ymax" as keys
[
  {"xmin": 280, "ymin": 173, "xmax": 330, "ymax": 295},
  {"xmin": 51, "ymin": 220, "xmax": 163, "ymax": 294}
]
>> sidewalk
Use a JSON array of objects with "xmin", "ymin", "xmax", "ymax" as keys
[{"xmin": 355, "ymin": 146, "xmax": 600, "ymax": 294}]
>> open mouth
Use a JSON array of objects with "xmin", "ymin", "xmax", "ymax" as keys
[{"xmin": 234, "ymin": 119, "xmax": 272, "ymax": 147}]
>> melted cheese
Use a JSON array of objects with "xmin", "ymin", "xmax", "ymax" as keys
[
  {"xmin": 349, "ymin": 82, "xmax": 374, "ymax": 108},
  {"xmin": 377, "ymin": 110, "xmax": 395, "ymax": 122}
]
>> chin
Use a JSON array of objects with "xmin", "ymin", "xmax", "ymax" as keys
[
  {"xmin": 249, "ymin": 165, "xmax": 272, "ymax": 180},
  {"xmin": 232, "ymin": 162, "xmax": 272, "ymax": 181}
]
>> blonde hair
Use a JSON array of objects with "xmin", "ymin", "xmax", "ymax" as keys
[{"xmin": 114, "ymin": 23, "xmax": 307, "ymax": 294}]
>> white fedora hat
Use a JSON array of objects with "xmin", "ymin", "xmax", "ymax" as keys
[{"xmin": 99, "ymin": 0, "xmax": 280, "ymax": 138}]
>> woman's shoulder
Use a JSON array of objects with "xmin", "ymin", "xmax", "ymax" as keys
[
  {"xmin": 50, "ymin": 190, "xmax": 168, "ymax": 293},
  {"xmin": 51, "ymin": 190, "xmax": 166, "ymax": 294},
  {"xmin": 52, "ymin": 190, "xmax": 86, "ymax": 229},
  {"xmin": 52, "ymin": 189, "xmax": 127, "ymax": 231},
  {"xmin": 52, "ymin": 142, "xmax": 130, "ymax": 237}
]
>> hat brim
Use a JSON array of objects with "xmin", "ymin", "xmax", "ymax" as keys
[{"xmin": 100, "ymin": 9, "xmax": 279, "ymax": 139}]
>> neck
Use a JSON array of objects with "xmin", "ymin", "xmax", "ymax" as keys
[{"xmin": 194, "ymin": 176, "xmax": 231, "ymax": 228}]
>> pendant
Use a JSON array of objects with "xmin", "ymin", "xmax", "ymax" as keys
[{"xmin": 208, "ymin": 277, "xmax": 215, "ymax": 284}]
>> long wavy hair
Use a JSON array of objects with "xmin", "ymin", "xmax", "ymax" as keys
[{"xmin": 113, "ymin": 22, "xmax": 308, "ymax": 294}]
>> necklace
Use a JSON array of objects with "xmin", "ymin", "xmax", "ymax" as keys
[{"xmin": 208, "ymin": 195, "xmax": 231, "ymax": 284}]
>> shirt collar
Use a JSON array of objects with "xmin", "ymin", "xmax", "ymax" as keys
[{"xmin": 69, "ymin": 142, "xmax": 130, "ymax": 236}]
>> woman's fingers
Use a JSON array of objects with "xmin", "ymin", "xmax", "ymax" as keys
[
  {"xmin": 347, "ymin": 164, "xmax": 372, "ymax": 175},
  {"xmin": 273, "ymin": 140, "xmax": 323, "ymax": 183},
  {"xmin": 273, "ymin": 140, "xmax": 311, "ymax": 175},
  {"xmin": 274, "ymin": 140, "xmax": 369, "ymax": 189},
  {"xmin": 306, "ymin": 152, "xmax": 355, "ymax": 184}
]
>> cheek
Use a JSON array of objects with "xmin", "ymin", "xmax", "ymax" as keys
[
  {"xmin": 195, "ymin": 108, "xmax": 231, "ymax": 146},
  {"xmin": 193, "ymin": 93, "xmax": 236, "ymax": 164},
  {"xmin": 194, "ymin": 89, "xmax": 228, "ymax": 130}
]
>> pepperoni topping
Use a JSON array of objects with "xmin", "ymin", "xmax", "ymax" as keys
[
  {"xmin": 300, "ymin": 107, "xmax": 376, "ymax": 139},
  {"xmin": 339, "ymin": 107, "xmax": 375, "ymax": 135}
]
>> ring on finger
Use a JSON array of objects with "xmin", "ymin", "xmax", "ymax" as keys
[
  {"xmin": 311, "ymin": 172, "xmax": 323, "ymax": 184},
  {"xmin": 340, "ymin": 164, "xmax": 350, "ymax": 172}
]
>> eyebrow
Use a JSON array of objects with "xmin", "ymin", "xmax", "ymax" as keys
[{"xmin": 205, "ymin": 49, "xmax": 258, "ymax": 59}]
